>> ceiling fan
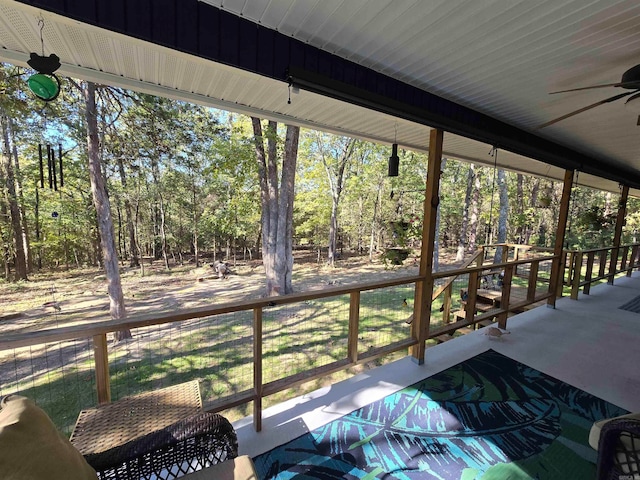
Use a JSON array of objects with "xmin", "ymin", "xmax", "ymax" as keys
[{"xmin": 538, "ymin": 64, "xmax": 640, "ymax": 129}]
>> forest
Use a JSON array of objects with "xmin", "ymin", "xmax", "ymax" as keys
[{"xmin": 2, "ymin": 62, "xmax": 640, "ymax": 287}]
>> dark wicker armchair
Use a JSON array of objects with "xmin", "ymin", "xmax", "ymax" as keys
[
  {"xmin": 84, "ymin": 412, "xmax": 238, "ymax": 480},
  {"xmin": 596, "ymin": 417, "xmax": 640, "ymax": 480}
]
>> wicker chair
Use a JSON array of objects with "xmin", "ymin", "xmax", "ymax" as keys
[
  {"xmin": 595, "ymin": 417, "xmax": 640, "ymax": 480},
  {"xmin": 84, "ymin": 412, "xmax": 238, "ymax": 480}
]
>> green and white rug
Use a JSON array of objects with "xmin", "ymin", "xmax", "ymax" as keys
[{"xmin": 254, "ymin": 349, "xmax": 627, "ymax": 479}]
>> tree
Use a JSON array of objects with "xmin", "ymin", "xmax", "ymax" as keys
[
  {"xmin": 493, "ymin": 168, "xmax": 508, "ymax": 263},
  {"xmin": 0, "ymin": 113, "xmax": 28, "ymax": 280},
  {"xmin": 313, "ymin": 133, "xmax": 359, "ymax": 266},
  {"xmin": 456, "ymin": 164, "xmax": 475, "ymax": 261},
  {"xmin": 251, "ymin": 118, "xmax": 300, "ymax": 296},
  {"xmin": 84, "ymin": 81, "xmax": 131, "ymax": 341}
]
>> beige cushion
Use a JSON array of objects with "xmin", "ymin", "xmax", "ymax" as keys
[
  {"xmin": 180, "ymin": 455, "xmax": 258, "ymax": 480},
  {"xmin": 589, "ymin": 412, "xmax": 640, "ymax": 450},
  {"xmin": 0, "ymin": 395, "xmax": 98, "ymax": 480}
]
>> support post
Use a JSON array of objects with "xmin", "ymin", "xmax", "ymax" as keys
[
  {"xmin": 253, "ymin": 307, "xmax": 263, "ymax": 432},
  {"xmin": 598, "ymin": 250, "xmax": 607, "ymax": 278},
  {"xmin": 348, "ymin": 291, "xmax": 360, "ymax": 363},
  {"xmin": 571, "ymin": 253, "xmax": 583, "ymax": 300},
  {"xmin": 608, "ymin": 185, "xmax": 629, "ymax": 284},
  {"xmin": 497, "ymin": 265, "xmax": 513, "ymax": 330},
  {"xmin": 93, "ymin": 334, "xmax": 110, "ymax": 405},
  {"xmin": 547, "ymin": 169, "xmax": 574, "ymax": 308},
  {"xmin": 584, "ymin": 251, "xmax": 595, "ymax": 295},
  {"xmin": 628, "ymin": 245, "xmax": 639, "ymax": 277},
  {"xmin": 443, "ymin": 284, "xmax": 452, "ymax": 324},
  {"xmin": 411, "ymin": 129, "xmax": 443, "ymax": 364},
  {"xmin": 526, "ymin": 260, "xmax": 539, "ymax": 302}
]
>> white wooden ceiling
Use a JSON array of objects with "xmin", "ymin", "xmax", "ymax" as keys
[{"xmin": 2, "ymin": 0, "xmax": 640, "ymax": 195}]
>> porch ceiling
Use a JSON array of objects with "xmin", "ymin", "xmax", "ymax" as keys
[{"xmin": 2, "ymin": 1, "xmax": 640, "ymax": 195}]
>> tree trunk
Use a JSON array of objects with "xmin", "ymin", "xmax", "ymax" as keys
[
  {"xmin": 84, "ymin": 81, "xmax": 131, "ymax": 341},
  {"xmin": 515, "ymin": 173, "xmax": 524, "ymax": 243},
  {"xmin": 493, "ymin": 169, "xmax": 508, "ymax": 263},
  {"xmin": 433, "ymin": 157, "xmax": 446, "ymax": 271},
  {"xmin": 280, "ymin": 125, "xmax": 299, "ymax": 294},
  {"xmin": 252, "ymin": 118, "xmax": 299, "ymax": 296},
  {"xmin": 468, "ymin": 167, "xmax": 481, "ymax": 252},
  {"xmin": 116, "ymin": 155, "xmax": 139, "ymax": 267},
  {"xmin": 456, "ymin": 164, "xmax": 475, "ymax": 261},
  {"xmin": 321, "ymin": 137, "xmax": 357, "ymax": 266},
  {"xmin": 192, "ymin": 175, "xmax": 199, "ymax": 267},
  {"xmin": 9, "ymin": 123, "xmax": 31, "ymax": 272},
  {"xmin": 0, "ymin": 114, "xmax": 27, "ymax": 280},
  {"xmin": 525, "ymin": 179, "xmax": 540, "ymax": 245},
  {"xmin": 369, "ymin": 180, "xmax": 382, "ymax": 262}
]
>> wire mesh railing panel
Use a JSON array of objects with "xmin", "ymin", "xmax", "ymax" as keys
[
  {"xmin": 359, "ymin": 284, "xmax": 414, "ymax": 353},
  {"xmin": 0, "ymin": 338, "xmax": 96, "ymax": 435},
  {"xmin": 109, "ymin": 311, "xmax": 254, "ymax": 406},
  {"xmin": 262, "ymin": 297, "xmax": 350, "ymax": 384},
  {"xmin": 430, "ymin": 274, "xmax": 469, "ymax": 330}
]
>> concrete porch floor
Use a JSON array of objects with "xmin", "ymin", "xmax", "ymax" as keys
[{"xmin": 234, "ymin": 273, "xmax": 640, "ymax": 458}]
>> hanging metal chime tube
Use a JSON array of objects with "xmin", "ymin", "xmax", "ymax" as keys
[
  {"xmin": 46, "ymin": 144, "xmax": 52, "ymax": 189},
  {"xmin": 38, "ymin": 143, "xmax": 44, "ymax": 188},
  {"xmin": 58, "ymin": 144, "xmax": 63, "ymax": 188}
]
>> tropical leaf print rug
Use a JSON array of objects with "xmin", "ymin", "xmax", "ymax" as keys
[{"xmin": 253, "ymin": 349, "xmax": 627, "ymax": 479}]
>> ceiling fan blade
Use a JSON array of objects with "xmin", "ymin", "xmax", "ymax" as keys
[
  {"xmin": 538, "ymin": 91, "xmax": 636, "ymax": 129},
  {"xmin": 549, "ymin": 82, "xmax": 625, "ymax": 94}
]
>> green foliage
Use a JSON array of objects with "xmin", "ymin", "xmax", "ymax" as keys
[{"xmin": 0, "ymin": 60, "xmax": 634, "ymax": 278}]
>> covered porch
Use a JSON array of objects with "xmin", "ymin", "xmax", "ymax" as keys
[
  {"xmin": 2, "ymin": 0, "xmax": 640, "ymax": 477},
  {"xmin": 236, "ymin": 271, "xmax": 640, "ymax": 461}
]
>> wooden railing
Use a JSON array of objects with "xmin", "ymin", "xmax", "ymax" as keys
[
  {"xmin": 1, "ymin": 243, "xmax": 636, "ymax": 434},
  {"xmin": 562, "ymin": 243, "xmax": 640, "ymax": 299},
  {"xmin": 428, "ymin": 253, "xmax": 556, "ymax": 339},
  {"xmin": 0, "ymin": 275, "xmax": 420, "ymax": 432}
]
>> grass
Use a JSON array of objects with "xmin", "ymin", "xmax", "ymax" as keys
[
  {"xmin": 1, "ymin": 283, "xmax": 421, "ymax": 433},
  {"xmin": 1, "ymin": 253, "xmax": 578, "ymax": 435}
]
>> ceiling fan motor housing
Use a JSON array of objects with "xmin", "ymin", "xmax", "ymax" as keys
[{"xmin": 621, "ymin": 64, "xmax": 640, "ymax": 89}]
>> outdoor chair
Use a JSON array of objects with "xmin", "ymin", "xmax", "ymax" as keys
[
  {"xmin": 85, "ymin": 411, "xmax": 238, "ymax": 479},
  {"xmin": 590, "ymin": 412, "xmax": 640, "ymax": 480},
  {"xmin": 0, "ymin": 393, "xmax": 241, "ymax": 480}
]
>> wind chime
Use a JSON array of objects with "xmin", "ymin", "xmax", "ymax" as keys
[{"xmin": 38, "ymin": 143, "xmax": 63, "ymax": 191}]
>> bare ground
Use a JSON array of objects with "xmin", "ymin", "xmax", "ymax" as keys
[{"xmin": 0, "ymin": 251, "xmax": 425, "ymax": 335}]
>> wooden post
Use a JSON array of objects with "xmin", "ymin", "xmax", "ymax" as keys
[
  {"xmin": 548, "ymin": 170, "xmax": 574, "ymax": 308},
  {"xmin": 253, "ymin": 307, "xmax": 263, "ymax": 432},
  {"xmin": 527, "ymin": 260, "xmax": 539, "ymax": 302},
  {"xmin": 557, "ymin": 250, "xmax": 568, "ymax": 298},
  {"xmin": 497, "ymin": 265, "xmax": 513, "ymax": 330},
  {"xmin": 571, "ymin": 253, "xmax": 583, "ymax": 300},
  {"xmin": 500, "ymin": 245, "xmax": 508, "ymax": 263},
  {"xmin": 583, "ymin": 251, "xmax": 595, "ymax": 295},
  {"xmin": 443, "ymin": 284, "xmax": 452, "ymax": 324},
  {"xmin": 628, "ymin": 245, "xmax": 639, "ymax": 277},
  {"xmin": 465, "ymin": 270, "xmax": 480, "ymax": 324},
  {"xmin": 598, "ymin": 250, "xmax": 607, "ymax": 278},
  {"xmin": 621, "ymin": 245, "xmax": 629, "ymax": 272},
  {"xmin": 411, "ymin": 129, "xmax": 443, "ymax": 364},
  {"xmin": 608, "ymin": 185, "xmax": 629, "ymax": 284},
  {"xmin": 93, "ymin": 334, "xmax": 110, "ymax": 405},
  {"xmin": 348, "ymin": 291, "xmax": 360, "ymax": 363}
]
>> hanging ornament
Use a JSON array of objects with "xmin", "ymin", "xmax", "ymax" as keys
[{"xmin": 27, "ymin": 18, "xmax": 61, "ymax": 102}]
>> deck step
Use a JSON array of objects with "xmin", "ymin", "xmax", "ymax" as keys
[
  {"xmin": 477, "ymin": 319, "xmax": 496, "ymax": 328},
  {"xmin": 434, "ymin": 334, "xmax": 454, "ymax": 344}
]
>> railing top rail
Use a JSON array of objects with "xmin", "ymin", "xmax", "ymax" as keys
[
  {"xmin": 432, "ymin": 249, "xmax": 483, "ymax": 299},
  {"xmin": 432, "ymin": 254, "xmax": 558, "ymax": 281},
  {"xmin": 483, "ymin": 243, "xmax": 555, "ymax": 252},
  {"xmin": 0, "ymin": 274, "xmax": 422, "ymax": 352},
  {"xmin": 563, "ymin": 243, "xmax": 640, "ymax": 254}
]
